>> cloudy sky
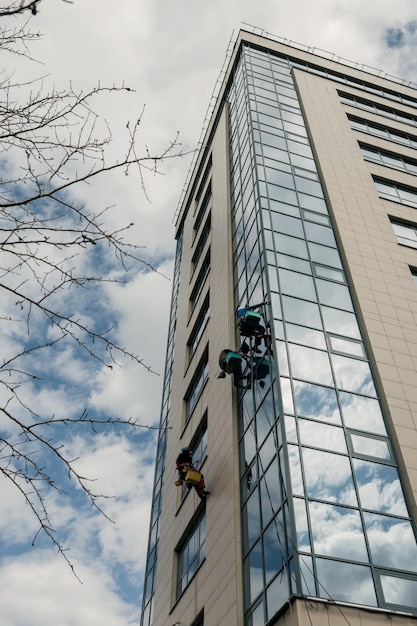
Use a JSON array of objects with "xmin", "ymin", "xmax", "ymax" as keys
[{"xmin": 1, "ymin": 0, "xmax": 417, "ymax": 624}]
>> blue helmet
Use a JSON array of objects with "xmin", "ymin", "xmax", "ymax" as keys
[{"xmin": 181, "ymin": 446, "xmax": 191, "ymax": 453}]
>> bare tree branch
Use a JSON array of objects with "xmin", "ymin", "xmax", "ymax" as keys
[
  {"xmin": 0, "ymin": 1, "xmax": 72, "ymax": 18},
  {"xmin": 0, "ymin": 5, "xmax": 192, "ymax": 576}
]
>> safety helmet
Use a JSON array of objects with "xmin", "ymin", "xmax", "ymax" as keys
[{"xmin": 181, "ymin": 447, "xmax": 190, "ymax": 452}]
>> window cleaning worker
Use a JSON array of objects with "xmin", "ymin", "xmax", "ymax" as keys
[
  {"xmin": 175, "ymin": 447, "xmax": 209, "ymax": 500},
  {"xmin": 217, "ymin": 348, "xmax": 245, "ymax": 387},
  {"xmin": 236, "ymin": 302, "xmax": 269, "ymax": 352}
]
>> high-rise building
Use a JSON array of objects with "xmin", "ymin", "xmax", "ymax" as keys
[{"xmin": 140, "ymin": 29, "xmax": 417, "ymax": 626}]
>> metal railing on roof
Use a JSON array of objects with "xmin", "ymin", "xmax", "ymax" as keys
[{"xmin": 173, "ymin": 23, "xmax": 417, "ymax": 225}]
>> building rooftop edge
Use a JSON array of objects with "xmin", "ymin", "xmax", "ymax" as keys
[{"xmin": 173, "ymin": 26, "xmax": 417, "ymax": 231}]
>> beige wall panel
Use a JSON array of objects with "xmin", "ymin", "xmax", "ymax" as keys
[{"xmin": 152, "ymin": 107, "xmax": 243, "ymax": 626}]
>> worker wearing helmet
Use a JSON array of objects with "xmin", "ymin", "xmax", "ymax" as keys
[{"xmin": 175, "ymin": 447, "xmax": 209, "ymax": 499}]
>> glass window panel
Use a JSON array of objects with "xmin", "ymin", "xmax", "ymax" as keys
[
  {"xmin": 276, "ymin": 83, "xmax": 297, "ymax": 99},
  {"xmin": 315, "ymin": 559, "xmax": 377, "ymax": 606},
  {"xmin": 309, "ymin": 502, "xmax": 368, "ymax": 561},
  {"xmin": 266, "ymin": 249, "xmax": 275, "ymax": 265},
  {"xmin": 302, "ymin": 448, "xmax": 357, "ymax": 506},
  {"xmin": 248, "ymin": 541, "xmax": 264, "ymax": 602},
  {"xmin": 279, "ymin": 94, "xmax": 300, "ymax": 108},
  {"xmin": 188, "ymin": 300, "xmax": 210, "ymax": 360},
  {"xmin": 322, "ymin": 307, "xmax": 361, "ymax": 339},
  {"xmin": 286, "ymin": 323, "xmax": 326, "ymax": 349},
  {"xmin": 332, "ymin": 354, "xmax": 376, "ymax": 396},
  {"xmin": 274, "ymin": 233, "xmax": 309, "ymax": 259},
  {"xmin": 274, "ymin": 319, "xmax": 284, "ymax": 340},
  {"xmin": 284, "ymin": 120, "xmax": 307, "ymax": 136},
  {"xmin": 339, "ymin": 392, "xmax": 387, "ymax": 435},
  {"xmin": 384, "ymin": 154, "xmax": 406, "ymax": 169},
  {"xmin": 265, "ymin": 168, "xmax": 295, "ymax": 188},
  {"xmin": 304, "ymin": 222, "xmax": 337, "ymax": 247},
  {"xmin": 271, "ymin": 212, "xmax": 304, "ymax": 237},
  {"xmin": 288, "ymin": 444, "xmax": 304, "ymax": 496},
  {"xmin": 391, "ymin": 221, "xmax": 417, "ymax": 248},
  {"xmin": 279, "ymin": 269, "xmax": 317, "ymax": 300},
  {"xmin": 293, "ymin": 381, "xmax": 341, "ymax": 424},
  {"xmin": 266, "ymin": 571, "xmax": 290, "ymax": 620},
  {"xmin": 270, "ymin": 292, "xmax": 282, "ymax": 319},
  {"xmin": 293, "ymin": 167, "xmax": 318, "ymax": 181},
  {"xmin": 263, "ymin": 157, "xmax": 291, "ymax": 174},
  {"xmin": 258, "ymin": 113, "xmax": 283, "ymax": 130},
  {"xmin": 364, "ymin": 513, "xmax": 417, "ymax": 571},
  {"xmin": 361, "ymin": 146, "xmax": 381, "ymax": 161},
  {"xmin": 186, "ymin": 359, "xmax": 209, "ymax": 419},
  {"xmin": 269, "ymin": 198, "xmax": 301, "ymax": 217},
  {"xmin": 268, "ymin": 266, "xmax": 279, "ymax": 291},
  {"xmin": 308, "ymin": 243, "xmax": 343, "ymax": 268},
  {"xmin": 268, "ymin": 184, "xmax": 298, "ymax": 205},
  {"xmin": 300, "ymin": 555, "xmax": 316, "ymax": 595},
  {"xmin": 330, "ymin": 336, "xmax": 364, "ymax": 357},
  {"xmin": 287, "ymin": 132, "xmax": 309, "ymax": 145},
  {"xmin": 261, "ymin": 131, "xmax": 287, "ymax": 150},
  {"xmin": 298, "ymin": 419, "xmax": 347, "ymax": 453},
  {"xmin": 314, "ymin": 265, "xmax": 344, "ymax": 281},
  {"xmin": 316, "ymin": 280, "xmax": 353, "ymax": 311},
  {"xmin": 276, "ymin": 253, "xmax": 312, "ymax": 274},
  {"xmin": 293, "ymin": 498, "xmax": 311, "ymax": 552},
  {"xmin": 290, "ymin": 152, "xmax": 316, "ymax": 170},
  {"xmin": 243, "ymin": 425, "xmax": 257, "ymax": 466},
  {"xmin": 247, "ymin": 601, "xmax": 264, "ymax": 626},
  {"xmin": 264, "ymin": 229, "xmax": 274, "ymax": 249},
  {"xmin": 245, "ymin": 489, "xmax": 261, "ymax": 550},
  {"xmin": 399, "ymin": 187, "xmax": 417, "ymax": 207},
  {"xmin": 285, "ymin": 414, "xmax": 298, "ymax": 442},
  {"xmin": 281, "ymin": 377, "xmax": 294, "ymax": 414},
  {"xmin": 265, "ymin": 151, "xmax": 291, "ymax": 169},
  {"xmin": 353, "ymin": 459, "xmax": 408, "ymax": 515},
  {"xmin": 288, "ymin": 141, "xmax": 313, "ymax": 158},
  {"xmin": 255, "ymin": 85, "xmax": 277, "ymax": 100},
  {"xmin": 259, "ymin": 429, "xmax": 277, "ymax": 471},
  {"xmin": 288, "ymin": 344, "xmax": 333, "ymax": 385},
  {"xmin": 406, "ymin": 161, "xmax": 417, "ymax": 175},
  {"xmin": 260, "ymin": 460, "xmax": 282, "ymax": 526},
  {"xmin": 262, "ymin": 144, "xmax": 289, "ymax": 162},
  {"xmin": 295, "ymin": 177, "xmax": 324, "ymax": 197},
  {"xmin": 264, "ymin": 518, "xmax": 285, "ymax": 582},
  {"xmin": 282, "ymin": 296, "xmax": 322, "ymax": 329},
  {"xmin": 256, "ymin": 393, "xmax": 275, "ymax": 444},
  {"xmin": 280, "ymin": 109, "xmax": 303, "ymax": 124},
  {"xmin": 276, "ymin": 341, "xmax": 289, "ymax": 375},
  {"xmin": 380, "ymin": 574, "xmax": 417, "ymax": 609},
  {"xmin": 298, "ymin": 194, "xmax": 328, "ymax": 214},
  {"xmin": 302, "ymin": 211, "xmax": 330, "ymax": 226},
  {"xmin": 176, "ymin": 512, "xmax": 206, "ymax": 598},
  {"xmin": 350, "ymin": 433, "xmax": 391, "ymax": 460}
]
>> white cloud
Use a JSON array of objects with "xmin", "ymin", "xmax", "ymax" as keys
[
  {"xmin": 2, "ymin": 0, "xmax": 417, "ymax": 622},
  {"xmin": 89, "ymin": 259, "xmax": 173, "ymax": 423},
  {"xmin": 0, "ymin": 551, "xmax": 139, "ymax": 626}
]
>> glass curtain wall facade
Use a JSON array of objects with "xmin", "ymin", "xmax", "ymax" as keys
[{"xmin": 229, "ymin": 44, "xmax": 417, "ymax": 624}]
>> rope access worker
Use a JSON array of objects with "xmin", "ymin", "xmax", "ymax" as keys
[
  {"xmin": 236, "ymin": 301, "xmax": 269, "ymax": 352},
  {"xmin": 175, "ymin": 447, "xmax": 209, "ymax": 500},
  {"xmin": 217, "ymin": 348, "xmax": 244, "ymax": 386}
]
